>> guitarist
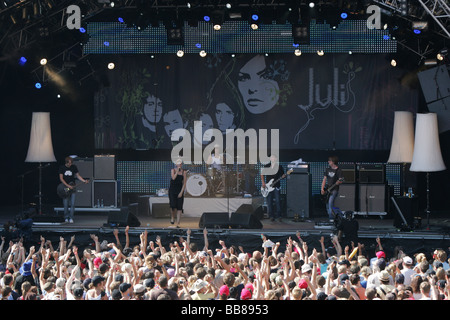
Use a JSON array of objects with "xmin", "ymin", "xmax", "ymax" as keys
[
  {"xmin": 321, "ymin": 156, "xmax": 343, "ymax": 223},
  {"xmin": 58, "ymin": 156, "xmax": 88, "ymax": 223},
  {"xmin": 261, "ymin": 155, "xmax": 284, "ymax": 222}
]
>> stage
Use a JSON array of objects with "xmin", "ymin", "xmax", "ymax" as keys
[{"xmin": 1, "ymin": 202, "xmax": 449, "ymax": 258}]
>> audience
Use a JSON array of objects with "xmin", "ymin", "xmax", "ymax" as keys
[{"xmin": 0, "ymin": 227, "xmax": 448, "ymax": 301}]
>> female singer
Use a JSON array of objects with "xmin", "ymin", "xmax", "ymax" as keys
[{"xmin": 169, "ymin": 159, "xmax": 187, "ymax": 227}]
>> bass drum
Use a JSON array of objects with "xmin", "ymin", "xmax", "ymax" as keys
[{"xmin": 186, "ymin": 174, "xmax": 208, "ymax": 197}]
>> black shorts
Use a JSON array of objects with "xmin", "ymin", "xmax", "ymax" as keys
[{"xmin": 169, "ymin": 192, "xmax": 184, "ymax": 210}]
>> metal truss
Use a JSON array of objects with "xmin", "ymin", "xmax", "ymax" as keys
[{"xmin": 417, "ymin": 0, "xmax": 450, "ymax": 39}]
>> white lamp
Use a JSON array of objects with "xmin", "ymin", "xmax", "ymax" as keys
[
  {"xmin": 410, "ymin": 113, "xmax": 446, "ymax": 229},
  {"xmin": 387, "ymin": 111, "xmax": 415, "ymax": 195},
  {"xmin": 25, "ymin": 112, "xmax": 57, "ymax": 214}
]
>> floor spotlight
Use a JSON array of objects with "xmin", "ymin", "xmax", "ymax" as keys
[
  {"xmin": 177, "ymin": 50, "xmax": 184, "ymax": 57},
  {"xmin": 317, "ymin": 50, "xmax": 324, "ymax": 56},
  {"xmin": 251, "ymin": 23, "xmax": 258, "ymax": 30},
  {"xmin": 213, "ymin": 24, "xmax": 221, "ymax": 30},
  {"xmin": 294, "ymin": 49, "xmax": 302, "ymax": 56},
  {"xmin": 40, "ymin": 58, "xmax": 47, "ymax": 65},
  {"xmin": 199, "ymin": 50, "xmax": 207, "ymax": 57},
  {"xmin": 309, "ymin": 2, "xmax": 315, "ymax": 8},
  {"xmin": 391, "ymin": 59, "xmax": 397, "ymax": 67},
  {"xmin": 108, "ymin": 62, "xmax": 115, "ymax": 69}
]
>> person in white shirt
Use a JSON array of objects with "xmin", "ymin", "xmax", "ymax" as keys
[{"xmin": 401, "ymin": 256, "xmax": 417, "ymax": 286}]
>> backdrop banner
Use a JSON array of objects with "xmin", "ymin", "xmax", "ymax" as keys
[{"xmin": 94, "ymin": 53, "xmax": 418, "ymax": 151}]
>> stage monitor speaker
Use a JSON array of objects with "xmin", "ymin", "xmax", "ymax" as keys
[
  {"xmin": 286, "ymin": 173, "xmax": 311, "ymax": 218},
  {"xmin": 234, "ymin": 204, "xmax": 264, "ymax": 220},
  {"xmin": 152, "ymin": 203, "xmax": 171, "ymax": 218},
  {"xmin": 199, "ymin": 212, "xmax": 229, "ymax": 228},
  {"xmin": 107, "ymin": 206, "xmax": 141, "ymax": 227},
  {"xmin": 229, "ymin": 212, "xmax": 263, "ymax": 229},
  {"xmin": 93, "ymin": 180, "xmax": 117, "ymax": 207},
  {"xmin": 94, "ymin": 155, "xmax": 116, "ymax": 180},
  {"xmin": 358, "ymin": 164, "xmax": 385, "ymax": 184},
  {"xmin": 339, "ymin": 163, "xmax": 356, "ymax": 184},
  {"xmin": 359, "ymin": 184, "xmax": 386, "ymax": 212},
  {"xmin": 334, "ymin": 184, "xmax": 356, "ymax": 212},
  {"xmin": 74, "ymin": 181, "xmax": 92, "ymax": 207},
  {"xmin": 73, "ymin": 158, "xmax": 94, "ymax": 179},
  {"xmin": 392, "ymin": 196, "xmax": 418, "ymax": 228}
]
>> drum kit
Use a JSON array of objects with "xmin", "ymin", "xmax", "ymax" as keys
[{"xmin": 185, "ymin": 154, "xmax": 246, "ymax": 197}]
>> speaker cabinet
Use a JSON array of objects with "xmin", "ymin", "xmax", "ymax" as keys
[
  {"xmin": 73, "ymin": 158, "xmax": 94, "ymax": 179},
  {"xmin": 392, "ymin": 196, "xmax": 418, "ymax": 228},
  {"xmin": 229, "ymin": 212, "xmax": 263, "ymax": 229},
  {"xmin": 94, "ymin": 155, "xmax": 116, "ymax": 180},
  {"xmin": 93, "ymin": 180, "xmax": 117, "ymax": 207},
  {"xmin": 358, "ymin": 164, "xmax": 385, "ymax": 184},
  {"xmin": 286, "ymin": 173, "xmax": 311, "ymax": 218},
  {"xmin": 340, "ymin": 163, "xmax": 356, "ymax": 184},
  {"xmin": 199, "ymin": 212, "xmax": 229, "ymax": 228},
  {"xmin": 74, "ymin": 182, "xmax": 92, "ymax": 207},
  {"xmin": 359, "ymin": 184, "xmax": 386, "ymax": 212},
  {"xmin": 107, "ymin": 206, "xmax": 141, "ymax": 227},
  {"xmin": 152, "ymin": 203, "xmax": 171, "ymax": 218},
  {"xmin": 334, "ymin": 184, "xmax": 356, "ymax": 212},
  {"xmin": 234, "ymin": 204, "xmax": 264, "ymax": 220}
]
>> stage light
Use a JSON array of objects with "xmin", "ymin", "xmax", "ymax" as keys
[
  {"xmin": 294, "ymin": 49, "xmax": 302, "ymax": 56},
  {"xmin": 199, "ymin": 50, "xmax": 207, "ymax": 57},
  {"xmin": 251, "ymin": 23, "xmax": 258, "ymax": 30},
  {"xmin": 265, "ymin": 53, "xmax": 268, "ymax": 57},
  {"xmin": 251, "ymin": 14, "xmax": 259, "ymax": 21},
  {"xmin": 204, "ymin": 15, "xmax": 210, "ymax": 22},
  {"xmin": 40, "ymin": 58, "xmax": 47, "ymax": 65},
  {"xmin": 118, "ymin": 17, "xmax": 124, "ymax": 23},
  {"xmin": 413, "ymin": 29, "xmax": 421, "ymax": 34},
  {"xmin": 35, "ymin": 82, "xmax": 42, "ymax": 89},
  {"xmin": 349, "ymin": 51, "xmax": 353, "ymax": 54},
  {"xmin": 309, "ymin": 2, "xmax": 315, "ymax": 8},
  {"xmin": 317, "ymin": 50, "xmax": 324, "ymax": 56},
  {"xmin": 341, "ymin": 13, "xmax": 348, "ymax": 19},
  {"xmin": 150, "ymin": 55, "xmax": 155, "ymax": 59},
  {"xmin": 187, "ymin": 2, "xmax": 191, "ymax": 8},
  {"xmin": 177, "ymin": 50, "xmax": 184, "ymax": 57},
  {"xmin": 79, "ymin": 27, "xmax": 86, "ymax": 33},
  {"xmin": 231, "ymin": 54, "xmax": 235, "ymax": 58},
  {"xmin": 104, "ymin": 41, "xmax": 109, "ymax": 46},
  {"xmin": 110, "ymin": 1, "xmax": 114, "ymax": 7},
  {"xmin": 391, "ymin": 59, "xmax": 397, "ymax": 67},
  {"xmin": 57, "ymin": 94, "xmax": 61, "ymax": 98},
  {"xmin": 437, "ymin": 48, "xmax": 447, "ymax": 61},
  {"xmin": 108, "ymin": 62, "xmax": 115, "ymax": 69},
  {"xmin": 226, "ymin": 3, "xmax": 231, "ymax": 9},
  {"xmin": 213, "ymin": 24, "xmax": 221, "ymax": 30},
  {"xmin": 19, "ymin": 57, "xmax": 27, "ymax": 65},
  {"xmin": 437, "ymin": 53, "xmax": 444, "ymax": 61}
]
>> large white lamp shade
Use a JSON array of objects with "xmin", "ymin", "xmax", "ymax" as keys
[
  {"xmin": 25, "ymin": 112, "xmax": 56, "ymax": 163},
  {"xmin": 387, "ymin": 111, "xmax": 414, "ymax": 163}
]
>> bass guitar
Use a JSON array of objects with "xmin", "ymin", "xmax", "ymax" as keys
[
  {"xmin": 57, "ymin": 180, "xmax": 89, "ymax": 199},
  {"xmin": 261, "ymin": 169, "xmax": 293, "ymax": 197},
  {"xmin": 322, "ymin": 177, "xmax": 344, "ymax": 202}
]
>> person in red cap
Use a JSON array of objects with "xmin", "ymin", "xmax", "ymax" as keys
[
  {"xmin": 219, "ymin": 285, "xmax": 229, "ymax": 300},
  {"xmin": 240, "ymin": 288, "xmax": 252, "ymax": 300}
]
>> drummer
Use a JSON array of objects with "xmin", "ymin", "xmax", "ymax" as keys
[{"xmin": 206, "ymin": 144, "xmax": 223, "ymax": 171}]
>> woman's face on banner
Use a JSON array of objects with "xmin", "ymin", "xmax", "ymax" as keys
[
  {"xmin": 164, "ymin": 109, "xmax": 184, "ymax": 138},
  {"xmin": 143, "ymin": 94, "xmax": 163, "ymax": 123},
  {"xmin": 200, "ymin": 113, "xmax": 214, "ymax": 143},
  {"xmin": 238, "ymin": 55, "xmax": 280, "ymax": 114},
  {"xmin": 215, "ymin": 103, "xmax": 235, "ymax": 132}
]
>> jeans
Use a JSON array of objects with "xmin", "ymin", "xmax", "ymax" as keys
[
  {"xmin": 267, "ymin": 188, "xmax": 281, "ymax": 219},
  {"xmin": 63, "ymin": 193, "xmax": 76, "ymax": 220},
  {"xmin": 326, "ymin": 190, "xmax": 338, "ymax": 219}
]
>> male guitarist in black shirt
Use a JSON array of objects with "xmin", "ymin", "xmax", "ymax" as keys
[
  {"xmin": 58, "ymin": 156, "xmax": 88, "ymax": 223},
  {"xmin": 321, "ymin": 155, "xmax": 343, "ymax": 222},
  {"xmin": 261, "ymin": 155, "xmax": 284, "ymax": 222}
]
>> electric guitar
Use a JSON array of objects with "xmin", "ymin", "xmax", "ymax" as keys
[
  {"xmin": 322, "ymin": 177, "xmax": 344, "ymax": 202},
  {"xmin": 261, "ymin": 169, "xmax": 293, "ymax": 197},
  {"xmin": 57, "ymin": 180, "xmax": 89, "ymax": 199}
]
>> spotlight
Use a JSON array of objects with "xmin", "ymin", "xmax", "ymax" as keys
[
  {"xmin": 57, "ymin": 94, "xmax": 61, "ymax": 98},
  {"xmin": 231, "ymin": 54, "xmax": 235, "ymax": 58},
  {"xmin": 251, "ymin": 23, "xmax": 258, "ymax": 30},
  {"xmin": 317, "ymin": 50, "xmax": 324, "ymax": 56},
  {"xmin": 349, "ymin": 51, "xmax": 353, "ymax": 54},
  {"xmin": 79, "ymin": 27, "xmax": 86, "ymax": 33},
  {"xmin": 226, "ymin": 3, "xmax": 231, "ymax": 9},
  {"xmin": 413, "ymin": 29, "xmax": 421, "ymax": 34},
  {"xmin": 195, "ymin": 43, "xmax": 202, "ymax": 48},
  {"xmin": 199, "ymin": 50, "xmax": 207, "ymax": 57},
  {"xmin": 187, "ymin": 2, "xmax": 191, "ymax": 8},
  {"xmin": 19, "ymin": 57, "xmax": 27, "ymax": 65},
  {"xmin": 104, "ymin": 41, "xmax": 110, "ymax": 46},
  {"xmin": 118, "ymin": 17, "xmax": 124, "ymax": 23},
  {"xmin": 203, "ymin": 15, "xmax": 210, "ymax": 22},
  {"xmin": 251, "ymin": 14, "xmax": 259, "ymax": 21},
  {"xmin": 110, "ymin": 1, "xmax": 114, "ymax": 7},
  {"xmin": 177, "ymin": 50, "xmax": 184, "ymax": 57},
  {"xmin": 35, "ymin": 82, "xmax": 42, "ymax": 89},
  {"xmin": 213, "ymin": 24, "xmax": 221, "ymax": 30},
  {"xmin": 294, "ymin": 49, "xmax": 302, "ymax": 56},
  {"xmin": 108, "ymin": 62, "xmax": 115, "ymax": 69},
  {"xmin": 150, "ymin": 55, "xmax": 155, "ymax": 59},
  {"xmin": 40, "ymin": 58, "xmax": 47, "ymax": 65},
  {"xmin": 391, "ymin": 59, "xmax": 397, "ymax": 67},
  {"xmin": 309, "ymin": 2, "xmax": 315, "ymax": 8},
  {"xmin": 437, "ymin": 48, "xmax": 448, "ymax": 61},
  {"xmin": 437, "ymin": 53, "xmax": 444, "ymax": 61},
  {"xmin": 341, "ymin": 13, "xmax": 348, "ymax": 19}
]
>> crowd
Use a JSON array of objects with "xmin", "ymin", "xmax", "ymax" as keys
[{"xmin": 0, "ymin": 226, "xmax": 449, "ymax": 301}]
